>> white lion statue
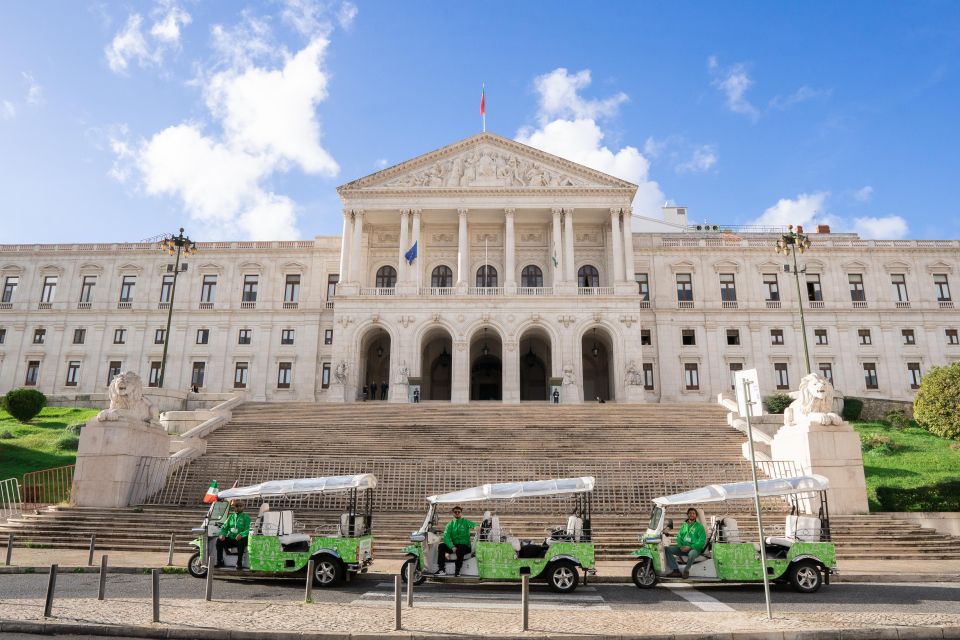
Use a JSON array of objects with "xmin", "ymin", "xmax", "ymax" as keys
[
  {"xmin": 97, "ymin": 371, "xmax": 158, "ymax": 425},
  {"xmin": 783, "ymin": 373, "xmax": 844, "ymax": 427}
]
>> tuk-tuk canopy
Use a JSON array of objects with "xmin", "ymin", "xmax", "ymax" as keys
[
  {"xmin": 428, "ymin": 477, "xmax": 594, "ymax": 504},
  {"xmin": 652, "ymin": 475, "xmax": 829, "ymax": 506},
  {"xmin": 217, "ymin": 474, "xmax": 377, "ymax": 500}
]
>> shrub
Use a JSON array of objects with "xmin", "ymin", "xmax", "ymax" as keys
[
  {"xmin": 861, "ymin": 432, "xmax": 899, "ymax": 456},
  {"xmin": 64, "ymin": 422, "xmax": 86, "ymax": 435},
  {"xmin": 842, "ymin": 397, "xmax": 864, "ymax": 421},
  {"xmin": 54, "ymin": 433, "xmax": 80, "ymax": 452},
  {"xmin": 884, "ymin": 409, "xmax": 911, "ymax": 430},
  {"xmin": 0, "ymin": 430, "xmax": 14, "ymax": 439},
  {"xmin": 764, "ymin": 394, "xmax": 792, "ymax": 414},
  {"xmin": 876, "ymin": 480, "xmax": 960, "ymax": 512},
  {"xmin": 2, "ymin": 388, "xmax": 47, "ymax": 423},
  {"xmin": 914, "ymin": 363, "xmax": 960, "ymax": 440}
]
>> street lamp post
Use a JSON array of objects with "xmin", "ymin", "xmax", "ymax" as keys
[
  {"xmin": 158, "ymin": 228, "xmax": 197, "ymax": 389},
  {"xmin": 775, "ymin": 225, "xmax": 812, "ymax": 375}
]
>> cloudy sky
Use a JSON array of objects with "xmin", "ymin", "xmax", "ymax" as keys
[{"xmin": 1, "ymin": 1, "xmax": 958, "ymax": 242}]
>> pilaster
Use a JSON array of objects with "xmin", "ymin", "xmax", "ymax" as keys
[{"xmin": 504, "ymin": 208, "xmax": 517, "ymax": 294}]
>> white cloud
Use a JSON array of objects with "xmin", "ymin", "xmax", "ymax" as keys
[
  {"xmin": 769, "ymin": 85, "xmax": 830, "ymax": 110},
  {"xmin": 337, "ymin": 2, "xmax": 358, "ymax": 30},
  {"xmin": 150, "ymin": 0, "xmax": 191, "ymax": 44},
  {"xmin": 750, "ymin": 191, "xmax": 910, "ymax": 239},
  {"xmin": 374, "ymin": 158, "xmax": 388, "ymax": 169},
  {"xmin": 1, "ymin": 100, "xmax": 15, "ymax": 120},
  {"xmin": 708, "ymin": 56, "xmax": 759, "ymax": 121},
  {"xmin": 675, "ymin": 144, "xmax": 717, "ymax": 174},
  {"xmin": 106, "ymin": 14, "xmax": 153, "ymax": 73},
  {"xmin": 22, "ymin": 72, "xmax": 43, "ymax": 105},
  {"xmin": 516, "ymin": 68, "xmax": 664, "ymax": 217},
  {"xmin": 643, "ymin": 136, "xmax": 668, "ymax": 158},
  {"xmin": 105, "ymin": 1, "xmax": 191, "ymax": 74},
  {"xmin": 853, "ymin": 215, "xmax": 908, "ymax": 239},
  {"xmin": 853, "ymin": 185, "xmax": 874, "ymax": 202}
]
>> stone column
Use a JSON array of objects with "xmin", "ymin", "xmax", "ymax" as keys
[
  {"xmin": 610, "ymin": 207, "xmax": 624, "ymax": 285},
  {"xmin": 451, "ymin": 339, "xmax": 469, "ymax": 403},
  {"xmin": 397, "ymin": 209, "xmax": 409, "ymax": 284},
  {"xmin": 563, "ymin": 208, "xmax": 575, "ymax": 283},
  {"xmin": 457, "ymin": 208, "xmax": 469, "ymax": 287},
  {"xmin": 551, "ymin": 208, "xmax": 564, "ymax": 286},
  {"xmin": 622, "ymin": 207, "xmax": 636, "ymax": 283},
  {"xmin": 504, "ymin": 208, "xmax": 516, "ymax": 292},
  {"xmin": 411, "ymin": 209, "xmax": 422, "ymax": 289},
  {"xmin": 502, "ymin": 339, "xmax": 520, "ymax": 403},
  {"xmin": 349, "ymin": 209, "xmax": 364, "ymax": 284},
  {"xmin": 339, "ymin": 209, "xmax": 353, "ymax": 283}
]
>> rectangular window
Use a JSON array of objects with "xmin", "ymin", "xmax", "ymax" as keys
[
  {"xmin": 1, "ymin": 276, "xmax": 18, "ymax": 303},
  {"xmin": 155, "ymin": 328, "xmax": 166, "ymax": 345},
  {"xmin": 729, "ymin": 362, "xmax": 743, "ymax": 390},
  {"xmin": 321, "ymin": 363, "xmax": 331, "ymax": 389},
  {"xmin": 948, "ymin": 329, "xmax": 960, "ymax": 345},
  {"xmin": 107, "ymin": 361, "xmax": 122, "ymax": 384},
  {"xmin": 771, "ymin": 329, "xmax": 784, "ymax": 345},
  {"xmin": 119, "ymin": 275, "xmax": 136, "ymax": 302},
  {"xmin": 684, "ymin": 363, "xmax": 700, "ymax": 390},
  {"xmin": 65, "ymin": 361, "xmax": 80, "ymax": 386},
  {"xmin": 863, "ymin": 362, "xmax": 879, "ymax": 389},
  {"xmin": 73, "ymin": 328, "xmax": 86, "ymax": 344},
  {"xmin": 775, "ymin": 363, "xmax": 790, "ymax": 390},
  {"xmin": 676, "ymin": 274, "xmax": 693, "ymax": 302},
  {"xmin": 282, "ymin": 329, "xmax": 296, "ymax": 345},
  {"xmin": 159, "ymin": 275, "xmax": 174, "ymax": 303},
  {"xmin": 284, "ymin": 275, "xmax": 301, "ymax": 303},
  {"xmin": 25, "ymin": 360, "xmax": 40, "ymax": 386},
  {"xmin": 327, "ymin": 274, "xmax": 338, "ymax": 300},
  {"xmin": 277, "ymin": 362, "xmax": 292, "ymax": 388},
  {"xmin": 33, "ymin": 328, "xmax": 46, "ymax": 344},
  {"xmin": 113, "ymin": 328, "xmax": 126, "ymax": 344},
  {"xmin": 858, "ymin": 329, "xmax": 872, "ymax": 346},
  {"xmin": 806, "ymin": 274, "xmax": 823, "ymax": 302},
  {"xmin": 234, "ymin": 362, "xmax": 249, "ymax": 389},
  {"xmin": 819, "ymin": 362, "xmax": 833, "ymax": 384},
  {"xmin": 902, "ymin": 329, "xmax": 916, "ymax": 345},
  {"xmin": 907, "ymin": 362, "xmax": 922, "ymax": 389},
  {"xmin": 763, "ymin": 273, "xmax": 780, "ymax": 302},
  {"xmin": 80, "ymin": 275, "xmax": 97, "ymax": 303},
  {"xmin": 848, "ymin": 274, "xmax": 866, "ymax": 302},
  {"xmin": 41, "ymin": 276, "xmax": 58, "ymax": 303},
  {"xmin": 148, "ymin": 361, "xmax": 161, "ymax": 387},
  {"xmin": 814, "ymin": 329, "xmax": 828, "ymax": 345},
  {"xmin": 681, "ymin": 329, "xmax": 696, "ymax": 346},
  {"xmin": 323, "ymin": 329, "xmax": 333, "ymax": 345},
  {"xmin": 635, "ymin": 273, "xmax": 650, "ymax": 301},
  {"xmin": 196, "ymin": 329, "xmax": 209, "ymax": 345},
  {"xmin": 640, "ymin": 329, "xmax": 651, "ymax": 346},
  {"xmin": 641, "ymin": 363, "xmax": 654, "ymax": 390},
  {"xmin": 238, "ymin": 329, "xmax": 252, "ymax": 345},
  {"xmin": 726, "ymin": 329, "xmax": 740, "ymax": 346},
  {"xmin": 0, "ymin": 328, "xmax": 5, "ymax": 344},
  {"xmin": 934, "ymin": 274, "xmax": 951, "ymax": 302},
  {"xmin": 200, "ymin": 275, "xmax": 217, "ymax": 303},
  {"xmin": 892, "ymin": 274, "xmax": 909, "ymax": 302},
  {"xmin": 719, "ymin": 273, "xmax": 737, "ymax": 302},
  {"xmin": 191, "ymin": 362, "xmax": 205, "ymax": 388},
  {"xmin": 242, "ymin": 275, "xmax": 259, "ymax": 302}
]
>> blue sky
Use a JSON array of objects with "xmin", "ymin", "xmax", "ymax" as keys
[{"xmin": 1, "ymin": 1, "xmax": 959, "ymax": 243}]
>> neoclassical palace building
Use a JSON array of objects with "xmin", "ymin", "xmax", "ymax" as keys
[{"xmin": 1, "ymin": 133, "xmax": 958, "ymax": 404}]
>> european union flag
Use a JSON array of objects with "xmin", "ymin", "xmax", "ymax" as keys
[{"xmin": 404, "ymin": 241, "xmax": 418, "ymax": 265}]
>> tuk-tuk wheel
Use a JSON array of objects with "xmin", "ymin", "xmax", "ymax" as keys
[
  {"xmin": 187, "ymin": 552, "xmax": 207, "ymax": 579},
  {"xmin": 788, "ymin": 560, "xmax": 823, "ymax": 593},
  {"xmin": 312, "ymin": 555, "xmax": 344, "ymax": 587},
  {"xmin": 401, "ymin": 558, "xmax": 426, "ymax": 585},
  {"xmin": 631, "ymin": 558, "xmax": 657, "ymax": 589},
  {"xmin": 546, "ymin": 561, "xmax": 579, "ymax": 594}
]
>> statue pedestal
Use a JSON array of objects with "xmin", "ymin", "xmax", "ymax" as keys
[
  {"xmin": 562, "ymin": 385, "xmax": 581, "ymax": 404},
  {"xmin": 72, "ymin": 418, "xmax": 170, "ymax": 508},
  {"xmin": 624, "ymin": 385, "xmax": 645, "ymax": 403},
  {"xmin": 770, "ymin": 419, "xmax": 869, "ymax": 514}
]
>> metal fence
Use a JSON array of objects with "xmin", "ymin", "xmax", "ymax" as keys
[
  {"xmin": 0, "ymin": 477, "xmax": 22, "ymax": 521},
  {"xmin": 22, "ymin": 465, "xmax": 74, "ymax": 506}
]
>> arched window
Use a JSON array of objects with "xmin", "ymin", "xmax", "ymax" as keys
[
  {"xmin": 431, "ymin": 265, "xmax": 453, "ymax": 288},
  {"xmin": 375, "ymin": 265, "xmax": 397, "ymax": 288},
  {"xmin": 476, "ymin": 265, "xmax": 498, "ymax": 288},
  {"xmin": 578, "ymin": 265, "xmax": 599, "ymax": 288},
  {"xmin": 521, "ymin": 265, "xmax": 543, "ymax": 288}
]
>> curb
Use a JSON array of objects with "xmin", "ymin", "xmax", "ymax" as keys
[{"xmin": 1, "ymin": 619, "xmax": 959, "ymax": 640}]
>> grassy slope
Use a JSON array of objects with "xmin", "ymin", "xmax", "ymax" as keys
[
  {"xmin": 852, "ymin": 419, "xmax": 960, "ymax": 511},
  {"xmin": 0, "ymin": 407, "xmax": 98, "ymax": 482}
]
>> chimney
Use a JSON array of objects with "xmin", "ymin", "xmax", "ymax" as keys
[
  {"xmin": 817, "ymin": 224, "xmax": 831, "ymax": 234},
  {"xmin": 662, "ymin": 205, "xmax": 688, "ymax": 226}
]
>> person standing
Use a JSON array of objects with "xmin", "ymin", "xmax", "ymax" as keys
[
  {"xmin": 381, "ymin": 380, "xmax": 389, "ymax": 400},
  {"xmin": 664, "ymin": 507, "xmax": 706, "ymax": 578},
  {"xmin": 215, "ymin": 501, "xmax": 250, "ymax": 569},
  {"xmin": 435, "ymin": 505, "xmax": 477, "ymax": 576},
  {"xmin": 369, "ymin": 381, "xmax": 378, "ymax": 401}
]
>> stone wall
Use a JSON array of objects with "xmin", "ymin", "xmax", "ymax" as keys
[{"xmin": 850, "ymin": 397, "xmax": 915, "ymax": 421}]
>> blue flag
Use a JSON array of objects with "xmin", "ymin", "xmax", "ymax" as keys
[{"xmin": 404, "ymin": 241, "xmax": 418, "ymax": 265}]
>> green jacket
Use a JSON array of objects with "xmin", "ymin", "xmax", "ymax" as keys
[
  {"xmin": 442, "ymin": 517, "xmax": 478, "ymax": 547},
  {"xmin": 676, "ymin": 519, "xmax": 706, "ymax": 552},
  {"xmin": 221, "ymin": 511, "xmax": 251, "ymax": 539}
]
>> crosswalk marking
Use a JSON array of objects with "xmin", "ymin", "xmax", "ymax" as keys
[
  {"xmin": 351, "ymin": 582, "xmax": 611, "ymax": 611},
  {"xmin": 662, "ymin": 584, "xmax": 735, "ymax": 612}
]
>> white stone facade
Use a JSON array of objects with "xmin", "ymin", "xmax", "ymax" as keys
[{"xmin": 1, "ymin": 133, "xmax": 958, "ymax": 404}]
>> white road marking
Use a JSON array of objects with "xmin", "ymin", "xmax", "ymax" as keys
[{"xmin": 662, "ymin": 584, "xmax": 735, "ymax": 612}]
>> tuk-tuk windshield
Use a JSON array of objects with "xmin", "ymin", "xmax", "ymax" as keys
[
  {"xmin": 648, "ymin": 506, "xmax": 663, "ymax": 530},
  {"xmin": 208, "ymin": 501, "xmax": 229, "ymax": 521}
]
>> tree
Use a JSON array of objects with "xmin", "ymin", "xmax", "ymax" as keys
[
  {"xmin": 2, "ymin": 388, "xmax": 47, "ymax": 423},
  {"xmin": 914, "ymin": 363, "xmax": 960, "ymax": 440}
]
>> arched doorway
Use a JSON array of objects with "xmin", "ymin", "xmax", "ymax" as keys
[
  {"xmin": 360, "ymin": 327, "xmax": 391, "ymax": 401},
  {"xmin": 470, "ymin": 327, "xmax": 502, "ymax": 401},
  {"xmin": 581, "ymin": 326, "xmax": 614, "ymax": 402},
  {"xmin": 518, "ymin": 329, "xmax": 552, "ymax": 401},
  {"xmin": 421, "ymin": 328, "xmax": 452, "ymax": 401}
]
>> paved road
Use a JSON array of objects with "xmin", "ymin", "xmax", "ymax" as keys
[{"xmin": 1, "ymin": 573, "xmax": 959, "ymax": 615}]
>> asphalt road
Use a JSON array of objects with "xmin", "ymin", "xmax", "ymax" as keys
[{"xmin": 1, "ymin": 572, "xmax": 959, "ymax": 615}]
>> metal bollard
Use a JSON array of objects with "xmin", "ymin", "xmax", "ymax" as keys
[
  {"xmin": 406, "ymin": 560, "xmax": 414, "ymax": 608},
  {"xmin": 204, "ymin": 545, "xmax": 214, "ymax": 602},
  {"xmin": 521, "ymin": 573, "xmax": 529, "ymax": 631},
  {"xmin": 151, "ymin": 569, "xmax": 160, "ymax": 623},
  {"xmin": 393, "ymin": 574, "xmax": 402, "ymax": 631},
  {"xmin": 87, "ymin": 534, "xmax": 96, "ymax": 566},
  {"xmin": 43, "ymin": 564, "xmax": 58, "ymax": 618},
  {"xmin": 304, "ymin": 559, "xmax": 314, "ymax": 603},
  {"xmin": 5, "ymin": 534, "xmax": 12, "ymax": 566},
  {"xmin": 97, "ymin": 555, "xmax": 108, "ymax": 600},
  {"xmin": 167, "ymin": 533, "xmax": 175, "ymax": 566}
]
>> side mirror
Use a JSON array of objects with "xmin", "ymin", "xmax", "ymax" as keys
[{"xmin": 666, "ymin": 519, "xmax": 674, "ymax": 530}]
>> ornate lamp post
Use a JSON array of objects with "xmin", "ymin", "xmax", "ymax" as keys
[
  {"xmin": 775, "ymin": 225, "xmax": 812, "ymax": 375},
  {"xmin": 158, "ymin": 228, "xmax": 197, "ymax": 388}
]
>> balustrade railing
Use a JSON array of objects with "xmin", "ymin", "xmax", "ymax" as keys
[
  {"xmin": 940, "ymin": 301, "xmax": 955, "ymax": 309},
  {"xmin": 895, "ymin": 301, "xmax": 911, "ymax": 309},
  {"xmin": 419, "ymin": 287, "xmax": 455, "ymax": 296},
  {"xmin": 359, "ymin": 287, "xmax": 396, "ymax": 296},
  {"xmin": 809, "ymin": 301, "xmax": 825, "ymax": 309},
  {"xmin": 577, "ymin": 287, "xmax": 614, "ymax": 296},
  {"xmin": 766, "ymin": 300, "xmax": 781, "ymax": 309},
  {"xmin": 678, "ymin": 300, "xmax": 695, "ymax": 309},
  {"xmin": 852, "ymin": 301, "xmax": 868, "ymax": 309},
  {"xmin": 517, "ymin": 287, "xmax": 552, "ymax": 296},
  {"xmin": 468, "ymin": 286, "xmax": 504, "ymax": 296}
]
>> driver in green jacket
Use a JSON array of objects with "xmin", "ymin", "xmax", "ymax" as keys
[
  {"xmin": 435, "ymin": 505, "xmax": 477, "ymax": 577},
  {"xmin": 215, "ymin": 501, "xmax": 251, "ymax": 569},
  {"xmin": 665, "ymin": 507, "xmax": 706, "ymax": 578}
]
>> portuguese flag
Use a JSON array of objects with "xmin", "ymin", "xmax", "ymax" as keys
[{"xmin": 480, "ymin": 83, "xmax": 486, "ymax": 117}]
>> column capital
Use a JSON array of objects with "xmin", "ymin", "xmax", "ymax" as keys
[
  {"xmin": 352, "ymin": 208, "xmax": 365, "ymax": 218},
  {"xmin": 400, "ymin": 208, "xmax": 410, "ymax": 216},
  {"xmin": 610, "ymin": 207, "xmax": 623, "ymax": 216},
  {"xmin": 458, "ymin": 207, "xmax": 469, "ymax": 217},
  {"xmin": 504, "ymin": 208, "xmax": 515, "ymax": 218},
  {"xmin": 411, "ymin": 208, "xmax": 422, "ymax": 217},
  {"xmin": 551, "ymin": 207, "xmax": 563, "ymax": 216}
]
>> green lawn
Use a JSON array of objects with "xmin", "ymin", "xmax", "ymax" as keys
[
  {"xmin": 0, "ymin": 407, "xmax": 99, "ymax": 482},
  {"xmin": 852, "ymin": 419, "xmax": 960, "ymax": 512}
]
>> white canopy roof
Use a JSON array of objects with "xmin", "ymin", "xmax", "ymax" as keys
[
  {"xmin": 653, "ymin": 475, "xmax": 829, "ymax": 506},
  {"xmin": 428, "ymin": 477, "xmax": 594, "ymax": 504},
  {"xmin": 217, "ymin": 474, "xmax": 377, "ymax": 500}
]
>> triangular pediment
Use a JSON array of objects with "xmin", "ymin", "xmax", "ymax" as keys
[{"xmin": 338, "ymin": 132, "xmax": 637, "ymax": 196}]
